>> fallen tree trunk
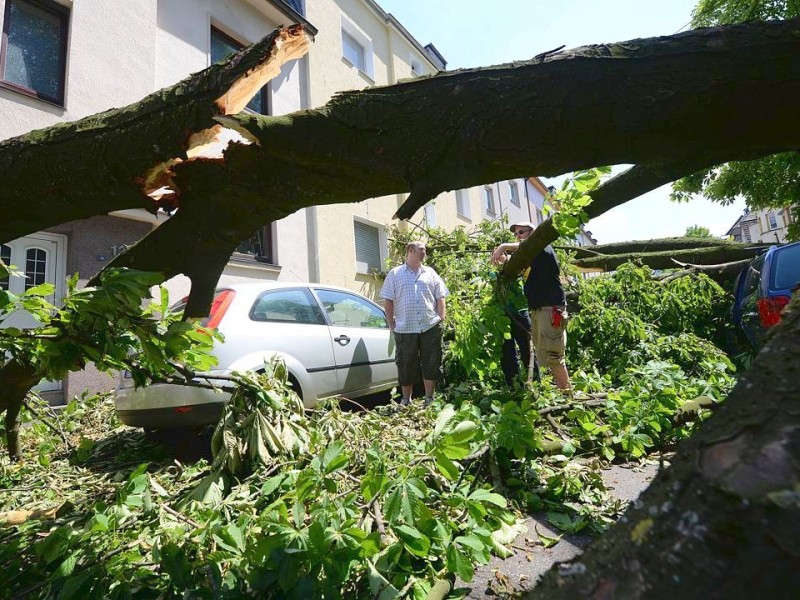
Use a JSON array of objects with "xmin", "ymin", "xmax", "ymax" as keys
[
  {"xmin": 559, "ymin": 237, "xmax": 772, "ymax": 261},
  {"xmin": 527, "ymin": 292, "xmax": 800, "ymax": 599},
  {"xmin": 571, "ymin": 244, "xmax": 765, "ymax": 272},
  {"xmin": 2, "ymin": 20, "xmax": 799, "ymax": 315}
]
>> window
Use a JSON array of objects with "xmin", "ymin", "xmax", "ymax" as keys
[
  {"xmin": 354, "ymin": 220, "xmax": 381, "ymax": 274},
  {"xmin": 342, "ymin": 30, "xmax": 366, "ymax": 71},
  {"xmin": 410, "ymin": 56, "xmax": 423, "ymax": 77},
  {"xmin": 210, "ymin": 27, "xmax": 268, "ymax": 114},
  {"xmin": 534, "ymin": 206, "xmax": 543, "ymax": 225},
  {"xmin": 455, "ymin": 189, "xmax": 471, "ymax": 219},
  {"xmin": 509, "ymin": 181, "xmax": 520, "ymax": 206},
  {"xmin": 484, "ymin": 186, "xmax": 496, "ymax": 215},
  {"xmin": 315, "ymin": 288, "xmax": 388, "ymax": 329},
  {"xmin": 773, "ymin": 244, "xmax": 800, "ymax": 290},
  {"xmin": 24, "ymin": 247, "xmax": 46, "ymax": 290},
  {"xmin": 250, "ymin": 289, "xmax": 325, "ymax": 324},
  {"xmin": 283, "ymin": 0, "xmax": 304, "ymax": 15},
  {"xmin": 424, "ymin": 202, "xmax": 436, "ymax": 228},
  {"xmin": 340, "ymin": 14, "xmax": 374, "ymax": 78},
  {"xmin": 235, "ymin": 224, "xmax": 274, "ymax": 264},
  {"xmin": 768, "ymin": 213, "xmax": 779, "ymax": 230},
  {"xmin": 742, "ymin": 225, "xmax": 752, "ymax": 243},
  {"xmin": 0, "ymin": 244, "xmax": 11, "ymax": 290},
  {"xmin": 0, "ymin": 0, "xmax": 69, "ymax": 105}
]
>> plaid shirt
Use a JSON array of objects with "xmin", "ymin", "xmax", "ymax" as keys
[{"xmin": 380, "ymin": 263, "xmax": 449, "ymax": 334}]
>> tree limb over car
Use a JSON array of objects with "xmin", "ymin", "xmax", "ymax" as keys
[{"xmin": 2, "ymin": 20, "xmax": 800, "ymax": 315}]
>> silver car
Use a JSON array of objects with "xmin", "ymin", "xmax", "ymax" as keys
[{"xmin": 115, "ymin": 282, "xmax": 397, "ymax": 428}]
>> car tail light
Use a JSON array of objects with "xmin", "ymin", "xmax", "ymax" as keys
[
  {"xmin": 206, "ymin": 290, "xmax": 236, "ymax": 329},
  {"xmin": 757, "ymin": 295, "xmax": 790, "ymax": 328}
]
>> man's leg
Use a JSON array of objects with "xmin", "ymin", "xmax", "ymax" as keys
[
  {"xmin": 394, "ymin": 332, "xmax": 421, "ymax": 404},
  {"xmin": 550, "ymin": 364, "xmax": 571, "ymax": 391},
  {"xmin": 500, "ymin": 333, "xmax": 519, "ymax": 386},
  {"xmin": 420, "ymin": 322, "xmax": 443, "ymax": 402}
]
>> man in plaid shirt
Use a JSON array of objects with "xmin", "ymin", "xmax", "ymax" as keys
[{"xmin": 381, "ymin": 241, "xmax": 449, "ymax": 405}]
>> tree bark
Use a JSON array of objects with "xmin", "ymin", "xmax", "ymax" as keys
[
  {"xmin": 527, "ymin": 293, "xmax": 800, "ymax": 599},
  {"xmin": 0, "ymin": 25, "xmax": 310, "ymax": 244},
  {"xmin": 571, "ymin": 244, "xmax": 766, "ymax": 272},
  {"xmin": 0, "ymin": 360, "xmax": 40, "ymax": 460},
  {"xmin": 2, "ymin": 20, "xmax": 798, "ymax": 315},
  {"xmin": 560, "ymin": 238, "xmax": 771, "ymax": 261}
]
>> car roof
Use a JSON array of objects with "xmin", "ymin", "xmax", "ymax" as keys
[{"xmin": 221, "ymin": 281, "xmax": 374, "ymax": 296}]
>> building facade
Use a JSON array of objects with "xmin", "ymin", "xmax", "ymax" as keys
[
  {"xmin": 1, "ymin": 0, "xmax": 554, "ymax": 402},
  {"xmin": 726, "ymin": 207, "xmax": 794, "ymax": 244}
]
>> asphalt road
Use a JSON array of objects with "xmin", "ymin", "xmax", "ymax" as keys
[{"xmin": 459, "ymin": 462, "xmax": 660, "ymax": 598}]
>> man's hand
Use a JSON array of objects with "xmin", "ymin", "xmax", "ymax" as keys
[
  {"xmin": 491, "ymin": 242, "xmax": 520, "ymax": 265},
  {"xmin": 491, "ymin": 245, "xmax": 509, "ymax": 265}
]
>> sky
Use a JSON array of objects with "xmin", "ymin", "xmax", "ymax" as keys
[{"xmin": 375, "ymin": 0, "xmax": 746, "ymax": 243}]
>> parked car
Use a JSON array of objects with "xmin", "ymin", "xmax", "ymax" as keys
[
  {"xmin": 116, "ymin": 282, "xmax": 397, "ymax": 428},
  {"xmin": 732, "ymin": 241, "xmax": 800, "ymax": 350}
]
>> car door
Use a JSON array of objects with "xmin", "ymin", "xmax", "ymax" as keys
[
  {"xmin": 233, "ymin": 287, "xmax": 340, "ymax": 398},
  {"xmin": 312, "ymin": 288, "xmax": 397, "ymax": 395}
]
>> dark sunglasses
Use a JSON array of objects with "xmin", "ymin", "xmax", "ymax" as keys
[{"xmin": 513, "ymin": 228, "xmax": 532, "ymax": 236}]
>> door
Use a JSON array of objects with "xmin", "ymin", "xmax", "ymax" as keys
[
  {"xmin": 1, "ymin": 232, "xmax": 67, "ymax": 393},
  {"xmin": 239, "ymin": 287, "xmax": 340, "ymax": 399},
  {"xmin": 312, "ymin": 288, "xmax": 397, "ymax": 395}
]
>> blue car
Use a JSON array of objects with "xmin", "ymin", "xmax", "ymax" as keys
[{"xmin": 732, "ymin": 241, "xmax": 800, "ymax": 350}]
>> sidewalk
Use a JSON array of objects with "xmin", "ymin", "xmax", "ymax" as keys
[{"xmin": 461, "ymin": 462, "xmax": 660, "ymax": 597}]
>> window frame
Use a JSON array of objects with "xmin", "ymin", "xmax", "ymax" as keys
[
  {"xmin": 0, "ymin": 0, "xmax": 69, "ymax": 106},
  {"xmin": 483, "ymin": 186, "xmax": 496, "ymax": 216},
  {"xmin": 410, "ymin": 54, "xmax": 423, "ymax": 77},
  {"xmin": 313, "ymin": 288, "xmax": 389, "ymax": 329},
  {"xmin": 340, "ymin": 13, "xmax": 374, "ymax": 79},
  {"xmin": 210, "ymin": 25, "xmax": 269, "ymax": 115},
  {"xmin": 249, "ymin": 287, "xmax": 326, "ymax": 325},
  {"xmin": 455, "ymin": 189, "xmax": 471, "ymax": 220},
  {"xmin": 232, "ymin": 223, "xmax": 275, "ymax": 265},
  {"xmin": 353, "ymin": 218, "xmax": 386, "ymax": 275},
  {"xmin": 508, "ymin": 181, "xmax": 520, "ymax": 206},
  {"xmin": 424, "ymin": 202, "xmax": 436, "ymax": 228},
  {"xmin": 768, "ymin": 212, "xmax": 779, "ymax": 230}
]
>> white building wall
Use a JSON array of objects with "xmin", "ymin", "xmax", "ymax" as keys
[{"xmin": 0, "ymin": 0, "xmax": 158, "ymax": 140}]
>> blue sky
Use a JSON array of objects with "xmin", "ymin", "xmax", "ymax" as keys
[{"xmin": 375, "ymin": 0, "xmax": 746, "ymax": 242}]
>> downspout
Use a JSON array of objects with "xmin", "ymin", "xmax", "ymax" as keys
[
  {"xmin": 384, "ymin": 15, "xmax": 407, "ymax": 231},
  {"xmin": 299, "ymin": 53, "xmax": 321, "ymax": 283},
  {"xmin": 524, "ymin": 178, "xmax": 533, "ymax": 222}
]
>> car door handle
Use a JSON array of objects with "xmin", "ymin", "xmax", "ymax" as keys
[{"xmin": 334, "ymin": 334, "xmax": 351, "ymax": 345}]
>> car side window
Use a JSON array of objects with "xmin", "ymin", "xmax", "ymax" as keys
[
  {"xmin": 250, "ymin": 289, "xmax": 325, "ymax": 325},
  {"xmin": 314, "ymin": 289, "xmax": 388, "ymax": 329},
  {"xmin": 742, "ymin": 255, "xmax": 765, "ymax": 299},
  {"xmin": 772, "ymin": 244, "xmax": 800, "ymax": 290}
]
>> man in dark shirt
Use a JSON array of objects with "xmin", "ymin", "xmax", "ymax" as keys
[{"xmin": 491, "ymin": 221, "xmax": 571, "ymax": 391}]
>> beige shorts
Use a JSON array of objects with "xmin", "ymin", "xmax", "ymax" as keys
[{"xmin": 530, "ymin": 307, "xmax": 568, "ymax": 368}]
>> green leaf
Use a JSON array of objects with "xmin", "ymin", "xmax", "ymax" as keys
[
  {"xmin": 394, "ymin": 524, "xmax": 431, "ymax": 557},
  {"xmin": 444, "ymin": 420, "xmax": 478, "ymax": 444},
  {"xmin": 432, "ymin": 449, "xmax": 460, "ymax": 480},
  {"xmin": 446, "ymin": 543, "xmax": 474, "ymax": 582},
  {"xmin": 432, "ymin": 405, "xmax": 456, "ymax": 438},
  {"xmin": 322, "ymin": 441, "xmax": 349, "ymax": 474},
  {"xmin": 366, "ymin": 559, "xmax": 399, "ymax": 599},
  {"xmin": 468, "ymin": 488, "xmax": 507, "ymax": 508},
  {"xmin": 159, "ymin": 542, "xmax": 193, "ymax": 591},
  {"xmin": 546, "ymin": 512, "xmax": 573, "ymax": 531},
  {"xmin": 534, "ymin": 525, "xmax": 563, "ymax": 548},
  {"xmin": 55, "ymin": 551, "xmax": 80, "ymax": 577}
]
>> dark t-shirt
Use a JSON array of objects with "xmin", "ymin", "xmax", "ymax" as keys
[{"xmin": 523, "ymin": 245, "xmax": 566, "ymax": 309}]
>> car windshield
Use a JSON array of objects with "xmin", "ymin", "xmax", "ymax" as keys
[{"xmin": 772, "ymin": 244, "xmax": 800, "ymax": 291}]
